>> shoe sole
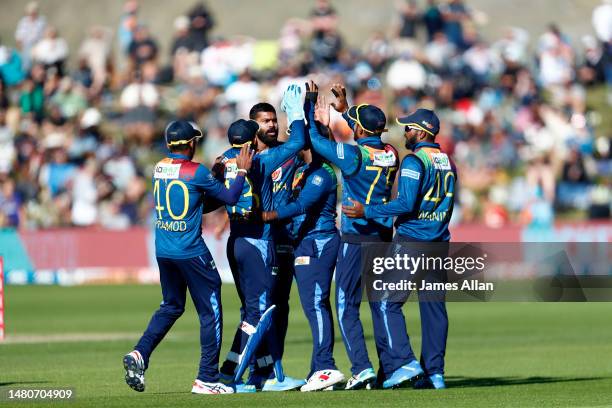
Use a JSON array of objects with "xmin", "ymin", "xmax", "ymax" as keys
[
  {"xmin": 383, "ymin": 372, "xmax": 424, "ymax": 390},
  {"xmin": 123, "ymin": 355, "xmax": 145, "ymax": 392}
]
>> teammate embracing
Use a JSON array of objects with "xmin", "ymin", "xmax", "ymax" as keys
[
  {"xmin": 262, "ymin": 82, "xmax": 345, "ymax": 391},
  {"xmin": 344, "ymin": 109, "xmax": 456, "ymax": 390},
  {"xmin": 308, "ymin": 82, "xmax": 400, "ymax": 390},
  {"xmin": 217, "ymin": 85, "xmax": 306, "ymax": 392},
  {"xmin": 249, "ymin": 101, "xmax": 302, "ymax": 363}
]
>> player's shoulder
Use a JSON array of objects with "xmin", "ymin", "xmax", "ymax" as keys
[
  {"xmin": 399, "ymin": 152, "xmax": 425, "ymax": 181},
  {"xmin": 309, "ymin": 166, "xmax": 333, "ymax": 188},
  {"xmin": 360, "ymin": 143, "xmax": 398, "ymax": 167}
]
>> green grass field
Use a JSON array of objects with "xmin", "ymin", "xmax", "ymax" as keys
[{"xmin": 1, "ymin": 285, "xmax": 611, "ymax": 407}]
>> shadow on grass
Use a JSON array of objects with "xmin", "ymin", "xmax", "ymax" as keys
[
  {"xmin": 0, "ymin": 381, "xmax": 51, "ymax": 387},
  {"xmin": 446, "ymin": 376, "xmax": 609, "ymax": 388}
]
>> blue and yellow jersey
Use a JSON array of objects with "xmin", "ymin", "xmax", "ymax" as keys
[
  {"xmin": 221, "ymin": 147, "xmax": 259, "ymax": 218},
  {"xmin": 220, "ymin": 119, "xmax": 305, "ymax": 240},
  {"xmin": 307, "ymin": 100, "xmax": 399, "ymax": 242},
  {"xmin": 153, "ymin": 152, "xmax": 243, "ymax": 258},
  {"xmin": 275, "ymin": 161, "xmax": 338, "ymax": 242},
  {"xmin": 365, "ymin": 142, "xmax": 457, "ymax": 242},
  {"xmin": 271, "ymin": 155, "xmax": 303, "ymax": 244}
]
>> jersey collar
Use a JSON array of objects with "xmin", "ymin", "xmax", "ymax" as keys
[
  {"xmin": 167, "ymin": 153, "xmax": 191, "ymax": 160},
  {"xmin": 413, "ymin": 141, "xmax": 440, "ymax": 151},
  {"xmin": 357, "ymin": 136, "xmax": 382, "ymax": 147}
]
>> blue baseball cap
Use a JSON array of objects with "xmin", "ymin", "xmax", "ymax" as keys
[
  {"xmin": 164, "ymin": 120, "xmax": 203, "ymax": 146},
  {"xmin": 227, "ymin": 119, "xmax": 259, "ymax": 146},
  {"xmin": 396, "ymin": 109, "xmax": 440, "ymax": 136},
  {"xmin": 346, "ymin": 104, "xmax": 388, "ymax": 135}
]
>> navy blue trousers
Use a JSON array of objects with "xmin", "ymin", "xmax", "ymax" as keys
[
  {"xmin": 272, "ymin": 242, "xmax": 294, "ymax": 359},
  {"xmin": 220, "ymin": 236, "xmax": 279, "ymax": 377},
  {"xmin": 335, "ymin": 242, "xmax": 374, "ymax": 375},
  {"xmin": 371, "ymin": 240, "xmax": 448, "ymax": 377},
  {"xmin": 135, "ymin": 253, "xmax": 222, "ymax": 382},
  {"xmin": 294, "ymin": 233, "xmax": 340, "ymax": 376}
]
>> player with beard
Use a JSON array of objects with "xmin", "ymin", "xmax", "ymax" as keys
[
  {"xmin": 344, "ymin": 109, "xmax": 456, "ymax": 390},
  {"xmin": 248, "ymin": 101, "xmax": 302, "ymax": 367},
  {"xmin": 216, "ymin": 85, "xmax": 306, "ymax": 392}
]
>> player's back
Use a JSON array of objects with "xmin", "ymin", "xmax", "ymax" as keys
[
  {"xmin": 219, "ymin": 146, "xmax": 266, "ymax": 239},
  {"xmin": 342, "ymin": 139, "xmax": 399, "ymax": 241},
  {"xmin": 397, "ymin": 143, "xmax": 457, "ymax": 241},
  {"xmin": 153, "ymin": 154, "xmax": 211, "ymax": 258}
]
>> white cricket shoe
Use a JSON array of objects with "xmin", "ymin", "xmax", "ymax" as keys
[
  {"xmin": 191, "ymin": 379, "xmax": 235, "ymax": 394},
  {"xmin": 301, "ymin": 369, "xmax": 345, "ymax": 392},
  {"xmin": 123, "ymin": 350, "xmax": 145, "ymax": 392}
]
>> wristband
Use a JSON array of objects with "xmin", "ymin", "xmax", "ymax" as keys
[{"xmin": 237, "ymin": 169, "xmax": 248, "ymax": 174}]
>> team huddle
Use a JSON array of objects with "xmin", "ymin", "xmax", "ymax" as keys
[{"xmin": 122, "ymin": 80, "xmax": 457, "ymax": 395}]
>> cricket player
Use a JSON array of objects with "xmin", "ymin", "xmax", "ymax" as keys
[
  {"xmin": 344, "ymin": 108, "xmax": 456, "ymax": 389},
  {"xmin": 261, "ymin": 83, "xmax": 345, "ymax": 391},
  {"xmin": 123, "ymin": 121, "xmax": 253, "ymax": 395},
  {"xmin": 249, "ymin": 101, "xmax": 302, "ymax": 361},
  {"xmin": 217, "ymin": 85, "xmax": 306, "ymax": 392},
  {"xmin": 308, "ymin": 83, "xmax": 400, "ymax": 390}
]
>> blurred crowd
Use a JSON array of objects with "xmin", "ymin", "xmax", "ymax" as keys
[{"xmin": 0, "ymin": 0, "xmax": 610, "ymax": 230}]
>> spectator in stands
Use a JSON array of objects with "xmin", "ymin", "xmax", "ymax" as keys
[
  {"xmin": 395, "ymin": 0, "xmax": 421, "ymax": 40},
  {"xmin": 0, "ymin": 178, "xmax": 23, "ymax": 228},
  {"xmin": 440, "ymin": 0, "xmax": 471, "ymax": 50},
  {"xmin": 0, "ymin": 38, "xmax": 26, "ymax": 87},
  {"xmin": 119, "ymin": 70, "xmax": 159, "ymax": 143},
  {"xmin": 422, "ymin": 0, "xmax": 445, "ymax": 42},
  {"xmin": 128, "ymin": 25, "xmax": 159, "ymax": 72},
  {"xmin": 14, "ymin": 1, "xmax": 47, "ymax": 70},
  {"xmin": 187, "ymin": 2, "xmax": 215, "ymax": 53},
  {"xmin": 78, "ymin": 26, "xmax": 113, "ymax": 94},
  {"xmin": 31, "ymin": 26, "xmax": 69, "ymax": 76}
]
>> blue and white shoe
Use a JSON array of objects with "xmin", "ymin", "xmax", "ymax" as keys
[
  {"xmin": 414, "ymin": 374, "xmax": 446, "ymax": 389},
  {"xmin": 430, "ymin": 374, "xmax": 446, "ymax": 389},
  {"xmin": 345, "ymin": 368, "xmax": 377, "ymax": 390},
  {"xmin": 261, "ymin": 376, "xmax": 306, "ymax": 392},
  {"xmin": 123, "ymin": 350, "xmax": 145, "ymax": 392},
  {"xmin": 191, "ymin": 379, "xmax": 234, "ymax": 394},
  {"xmin": 382, "ymin": 360, "xmax": 424, "ymax": 389},
  {"xmin": 219, "ymin": 373, "xmax": 257, "ymax": 393}
]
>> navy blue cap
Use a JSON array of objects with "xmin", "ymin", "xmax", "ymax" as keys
[
  {"xmin": 397, "ymin": 109, "xmax": 440, "ymax": 136},
  {"xmin": 227, "ymin": 119, "xmax": 258, "ymax": 146},
  {"xmin": 346, "ymin": 104, "xmax": 387, "ymax": 135},
  {"xmin": 164, "ymin": 121, "xmax": 203, "ymax": 146}
]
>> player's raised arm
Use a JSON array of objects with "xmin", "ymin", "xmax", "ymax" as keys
[
  {"xmin": 197, "ymin": 144, "xmax": 253, "ymax": 205},
  {"xmin": 307, "ymin": 83, "xmax": 359, "ymax": 175},
  {"xmin": 343, "ymin": 155, "xmax": 422, "ymax": 219},
  {"xmin": 258, "ymin": 85, "xmax": 306, "ymax": 175}
]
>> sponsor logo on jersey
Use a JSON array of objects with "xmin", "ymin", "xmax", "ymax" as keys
[
  {"xmin": 225, "ymin": 162, "xmax": 238, "ymax": 179},
  {"xmin": 312, "ymin": 175, "xmax": 323, "ymax": 186},
  {"xmin": 154, "ymin": 162, "xmax": 181, "ymax": 179},
  {"xmin": 431, "ymin": 153, "xmax": 451, "ymax": 170},
  {"xmin": 372, "ymin": 151, "xmax": 397, "ymax": 167},
  {"xmin": 271, "ymin": 167, "xmax": 283, "ymax": 182},
  {"xmin": 401, "ymin": 169, "xmax": 421, "ymax": 180},
  {"xmin": 294, "ymin": 256, "xmax": 311, "ymax": 266}
]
